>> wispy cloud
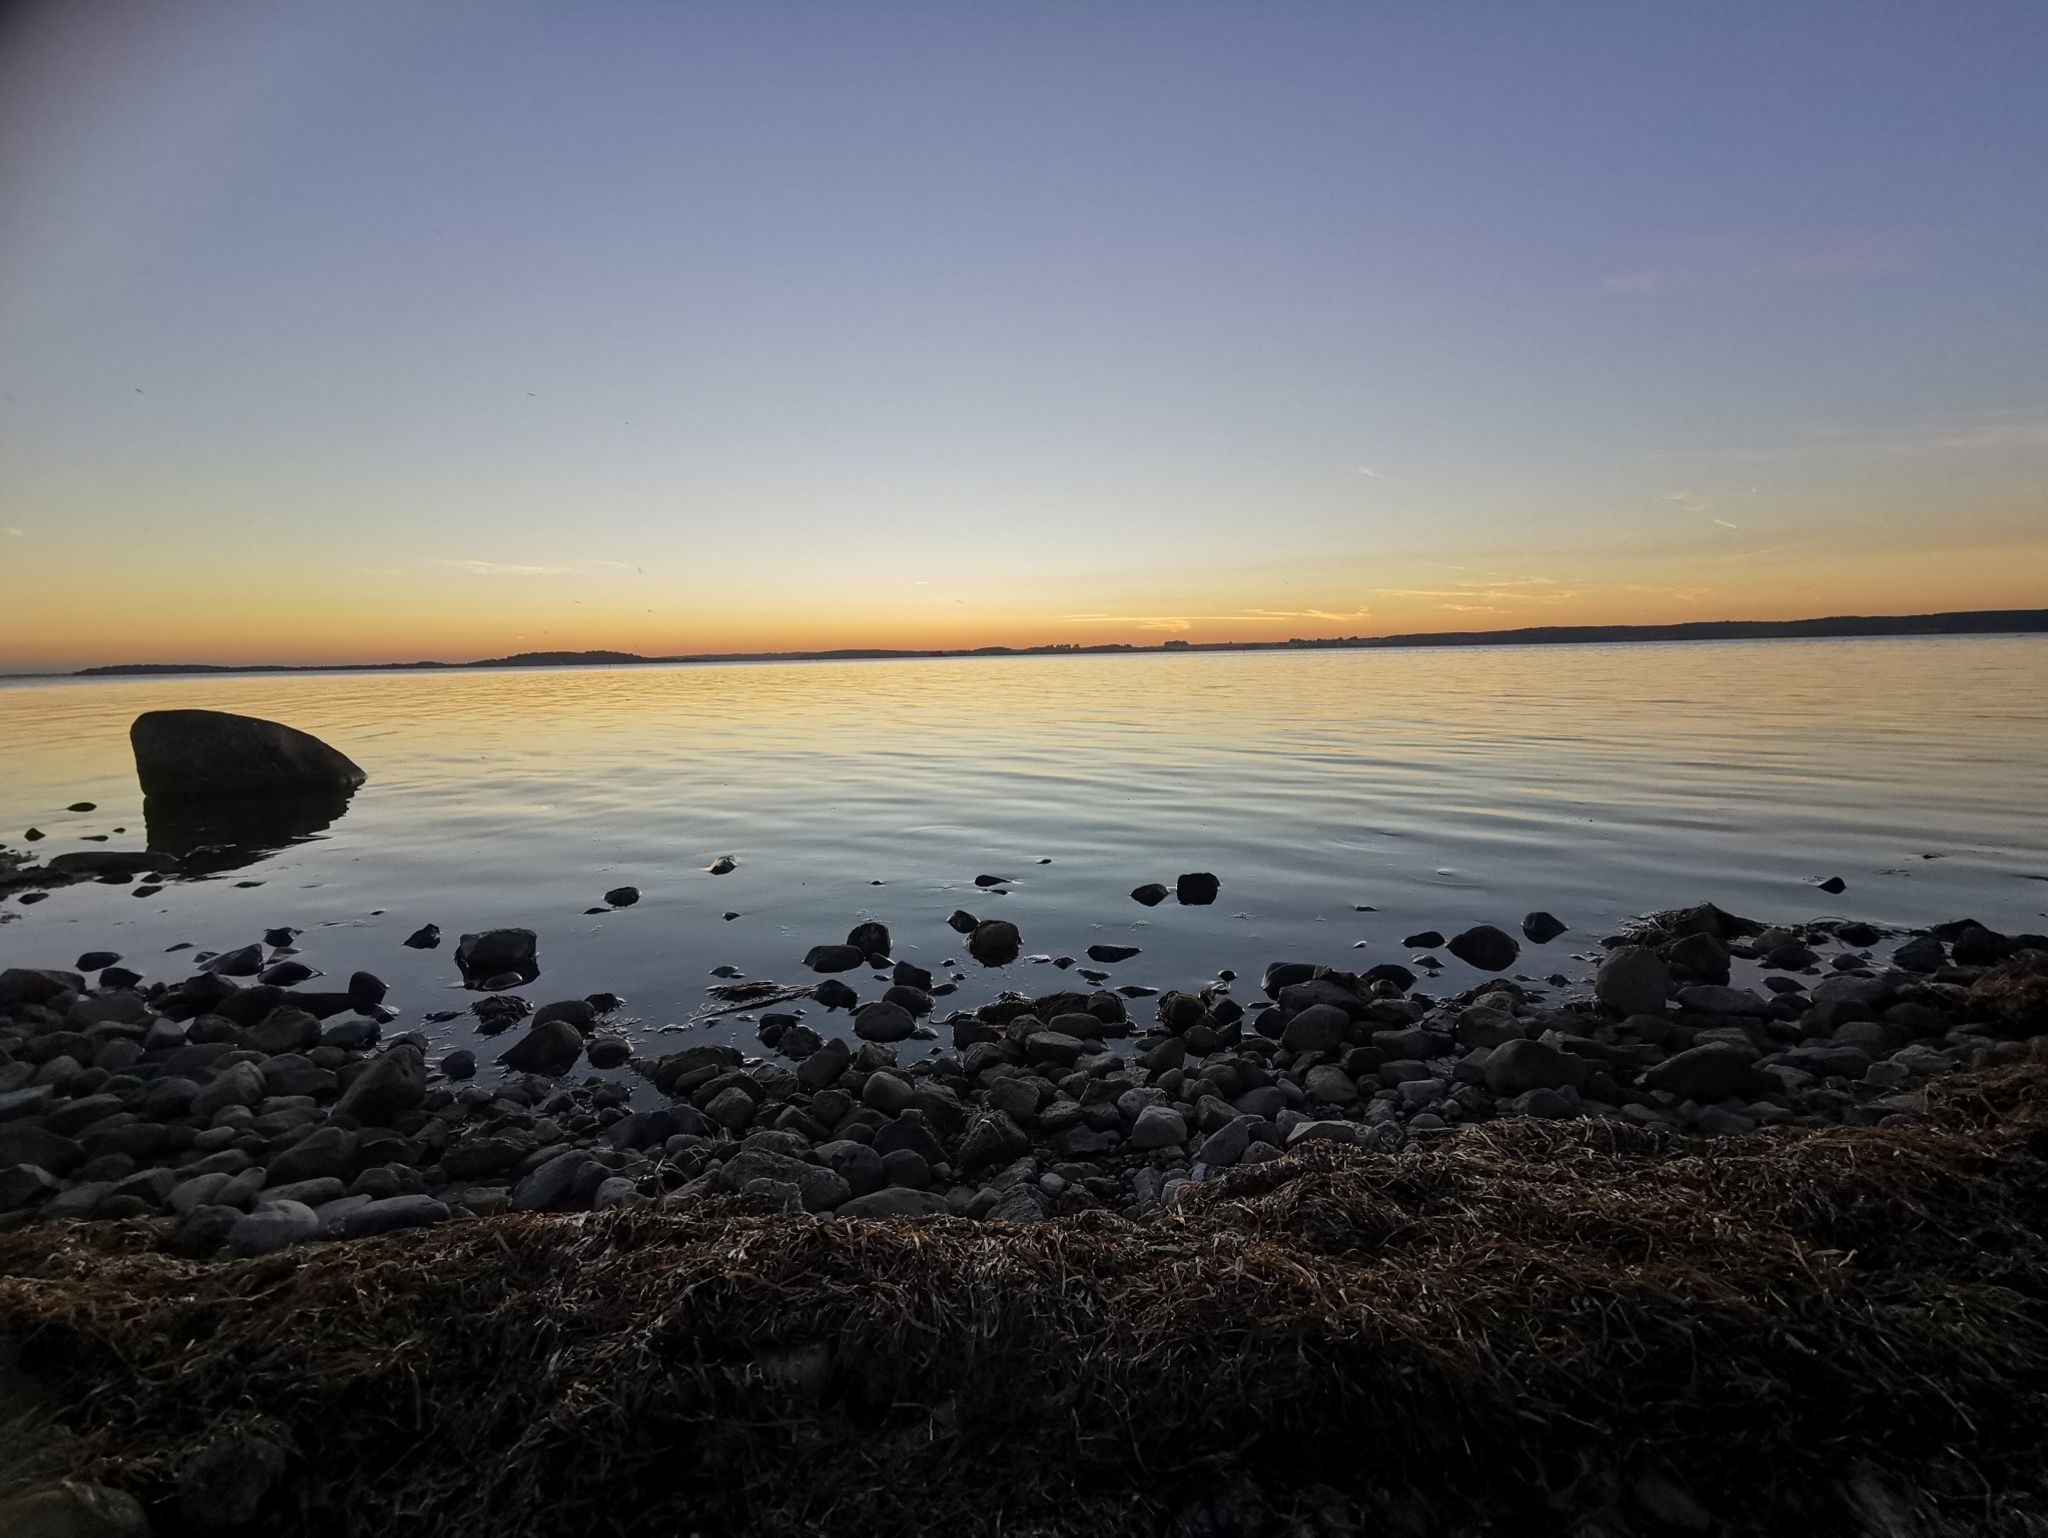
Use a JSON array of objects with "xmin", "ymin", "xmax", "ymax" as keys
[
  {"xmin": 1640, "ymin": 407, "xmax": 2048, "ymax": 467},
  {"xmin": 1060, "ymin": 604, "xmax": 1375, "ymax": 633},
  {"xmin": 437, "ymin": 560, "xmax": 574, "ymax": 577},
  {"xmin": 1711, "ymin": 518, "xmax": 1740, "ymax": 530},
  {"xmin": 1603, "ymin": 230, "xmax": 1921, "ymax": 295},
  {"xmin": 1368, "ymin": 577, "xmax": 1581, "ymax": 605},
  {"xmin": 2, "ymin": 526, "xmax": 21, "ymax": 537}
]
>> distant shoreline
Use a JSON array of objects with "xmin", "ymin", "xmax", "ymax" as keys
[{"xmin": 11, "ymin": 606, "xmax": 2045, "ymax": 680}]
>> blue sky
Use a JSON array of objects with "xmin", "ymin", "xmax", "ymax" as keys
[{"xmin": 1, "ymin": 1, "xmax": 2043, "ymax": 666}]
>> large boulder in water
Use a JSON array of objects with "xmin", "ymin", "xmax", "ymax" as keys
[{"xmin": 131, "ymin": 710, "xmax": 365, "ymax": 801}]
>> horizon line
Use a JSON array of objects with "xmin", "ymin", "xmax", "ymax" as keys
[{"xmin": 5, "ymin": 605, "xmax": 2044, "ymax": 680}]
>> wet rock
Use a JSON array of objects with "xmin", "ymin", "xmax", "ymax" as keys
[
  {"xmin": 0, "ymin": 968, "xmax": 86, "ymax": 1008},
  {"xmin": 1087, "ymin": 943, "xmax": 1141, "ymax": 963},
  {"xmin": 1175, "ymin": 872, "xmax": 1220, "ymax": 905},
  {"xmin": 131, "ymin": 708, "xmax": 366, "ymax": 799},
  {"xmin": 501, "ymin": 1018, "xmax": 585, "ymax": 1073},
  {"xmin": 945, "ymin": 909, "xmax": 979, "ymax": 933},
  {"xmin": 454, "ymin": 928, "xmax": 538, "ymax": 985},
  {"xmin": 402, "ymin": 923, "xmax": 441, "ymax": 949},
  {"xmin": 854, "ymin": 1001, "xmax": 916, "ymax": 1042},
  {"xmin": 1402, "ymin": 931, "xmax": 1445, "ymax": 949},
  {"xmin": 847, "ymin": 920, "xmax": 891, "ymax": 957},
  {"xmin": 804, "ymin": 944, "xmax": 864, "ymax": 973},
  {"xmin": 1446, "ymin": 925, "xmax": 1519, "ymax": 972},
  {"xmin": 258, "ymin": 959, "xmax": 317, "ymax": 987},
  {"xmin": 968, "ymin": 920, "xmax": 1022, "ymax": 966},
  {"xmin": 1893, "ymin": 934, "xmax": 1946, "ymax": 973},
  {"xmin": 203, "ymin": 944, "xmax": 264, "ymax": 977},
  {"xmin": 1131, "ymin": 883, "xmax": 1170, "ymax": 906},
  {"xmin": 347, "ymin": 970, "xmax": 388, "ymax": 1006},
  {"xmin": 708, "ymin": 856, "xmax": 738, "ymax": 875},
  {"xmin": 1596, "ymin": 945, "xmax": 1671, "ymax": 1016},
  {"xmin": 723, "ymin": 1149, "xmax": 849, "ymax": 1212},
  {"xmin": 585, "ymin": 1034, "xmax": 632, "ymax": 1069},
  {"xmin": 604, "ymin": 885, "xmax": 640, "ymax": 907},
  {"xmin": 1816, "ymin": 875, "xmax": 1847, "ymax": 894},
  {"xmin": 1522, "ymin": 911, "xmax": 1569, "ymax": 943}
]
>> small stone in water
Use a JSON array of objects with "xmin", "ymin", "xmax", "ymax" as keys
[
  {"xmin": 67, "ymin": 802, "xmax": 96, "ymax": 812},
  {"xmin": 709, "ymin": 856, "xmax": 738, "ymax": 875},
  {"xmin": 604, "ymin": 886, "xmax": 640, "ymax": 907},
  {"xmin": 1817, "ymin": 875, "xmax": 1847, "ymax": 894}
]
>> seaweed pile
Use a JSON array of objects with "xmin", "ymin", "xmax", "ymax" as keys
[{"xmin": 3, "ymin": 1059, "xmax": 2047, "ymax": 1537}]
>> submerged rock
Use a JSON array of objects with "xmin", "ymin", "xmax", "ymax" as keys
[{"xmin": 1175, "ymin": 872, "xmax": 1220, "ymax": 905}]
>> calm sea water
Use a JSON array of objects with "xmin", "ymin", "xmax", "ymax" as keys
[{"xmin": 2, "ymin": 637, "xmax": 2045, "ymax": 1062}]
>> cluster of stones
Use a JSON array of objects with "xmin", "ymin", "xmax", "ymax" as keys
[{"xmin": 2, "ymin": 905, "xmax": 2044, "ymax": 1256}]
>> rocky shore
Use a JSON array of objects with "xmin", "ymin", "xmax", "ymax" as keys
[{"xmin": 2, "ymin": 901, "xmax": 2044, "ymax": 1254}]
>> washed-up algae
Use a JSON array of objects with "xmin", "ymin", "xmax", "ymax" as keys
[{"xmin": 3, "ymin": 1061, "xmax": 2046, "ymax": 1536}]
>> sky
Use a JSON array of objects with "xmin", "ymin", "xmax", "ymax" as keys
[{"xmin": 1, "ymin": 1, "xmax": 2044, "ymax": 670}]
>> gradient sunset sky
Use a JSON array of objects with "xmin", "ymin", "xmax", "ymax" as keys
[{"xmin": 2, "ymin": 1, "xmax": 2044, "ymax": 670}]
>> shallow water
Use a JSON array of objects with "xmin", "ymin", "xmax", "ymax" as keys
[{"xmin": 2, "ymin": 637, "xmax": 2045, "ymax": 1063}]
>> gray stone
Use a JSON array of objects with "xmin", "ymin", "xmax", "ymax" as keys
[
  {"xmin": 340, "ymin": 1194, "xmax": 450, "ymax": 1238},
  {"xmin": 722, "ymin": 1149, "xmax": 850, "ymax": 1212},
  {"xmin": 1677, "ymin": 984, "xmax": 1771, "ymax": 1016},
  {"xmin": 1281, "ymin": 1004, "xmax": 1351, "ymax": 1054},
  {"xmin": 225, "ymin": 1199, "xmax": 321, "ymax": 1257},
  {"xmin": 1596, "ymin": 945, "xmax": 1671, "ymax": 1016},
  {"xmin": 1483, "ymin": 1038, "xmax": 1587, "ymax": 1096},
  {"xmin": 191, "ymin": 1060, "xmax": 267, "ymax": 1117},
  {"xmin": 1129, "ymin": 1105, "xmax": 1187, "ymax": 1149},
  {"xmin": 1644, "ymin": 1042, "xmax": 1758, "ymax": 1100},
  {"xmin": 334, "ymin": 1045, "xmax": 426, "ymax": 1125},
  {"xmin": 836, "ymin": 1187, "xmax": 950, "ymax": 1218}
]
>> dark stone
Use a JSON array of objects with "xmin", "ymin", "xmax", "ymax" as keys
[
  {"xmin": 258, "ymin": 959, "xmax": 317, "ymax": 987},
  {"xmin": 1086, "ymin": 944, "xmax": 1140, "ymax": 963},
  {"xmin": 1816, "ymin": 876, "xmax": 1847, "ymax": 894},
  {"xmin": 945, "ymin": 909, "xmax": 979, "ymax": 933},
  {"xmin": 968, "ymin": 920, "xmax": 1022, "ymax": 966},
  {"xmin": 1446, "ymin": 925, "xmax": 1520, "ymax": 972},
  {"xmin": 1521, "ymin": 911, "xmax": 1569, "ymax": 943},
  {"xmin": 1175, "ymin": 872, "xmax": 1220, "ymax": 905},
  {"xmin": 847, "ymin": 920, "xmax": 891, "ymax": 957},
  {"xmin": 708, "ymin": 855, "xmax": 738, "ymax": 875},
  {"xmin": 402, "ymin": 923, "xmax": 441, "ymax": 949},
  {"xmin": 333, "ymin": 1046, "xmax": 426, "ymax": 1125},
  {"xmin": 805, "ymin": 944, "xmax": 864, "ymax": 974},
  {"xmin": 74, "ymin": 950, "xmax": 121, "ymax": 971},
  {"xmin": 501, "ymin": 1018, "xmax": 585, "ymax": 1073},
  {"xmin": 131, "ymin": 708, "xmax": 365, "ymax": 800},
  {"xmin": 455, "ymin": 928, "xmax": 538, "ymax": 986},
  {"xmin": 1402, "ymin": 931, "xmax": 1445, "ymax": 949},
  {"xmin": 1130, "ymin": 883, "xmax": 1170, "ymax": 906},
  {"xmin": 204, "ymin": 944, "xmax": 264, "ymax": 977},
  {"xmin": 604, "ymin": 885, "xmax": 640, "ymax": 907},
  {"xmin": 347, "ymin": 970, "xmax": 388, "ymax": 1006}
]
